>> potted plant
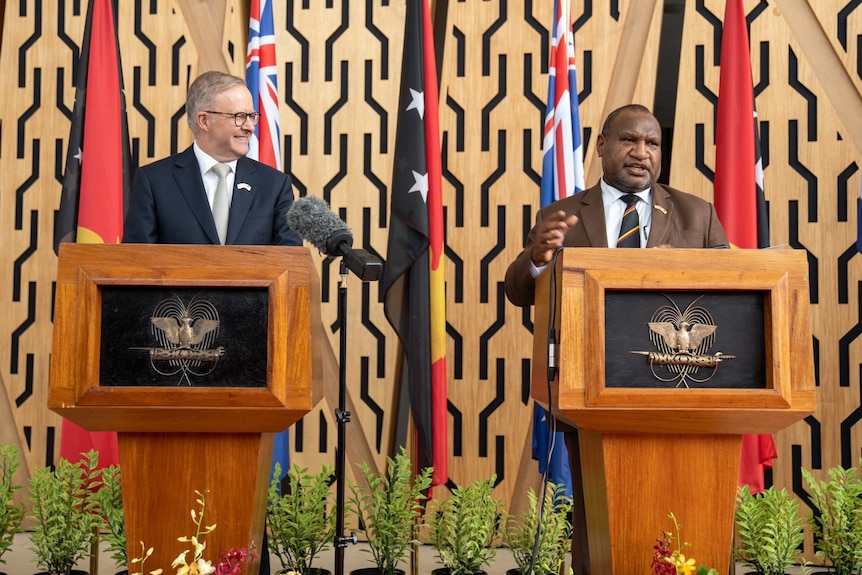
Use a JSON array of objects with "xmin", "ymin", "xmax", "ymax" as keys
[
  {"xmin": 93, "ymin": 465, "xmax": 126, "ymax": 572},
  {"xmin": 801, "ymin": 464, "xmax": 862, "ymax": 574},
  {"xmin": 426, "ymin": 475, "xmax": 502, "ymax": 575},
  {"xmin": 28, "ymin": 450, "xmax": 103, "ymax": 575},
  {"xmin": 346, "ymin": 447, "xmax": 433, "ymax": 575},
  {"xmin": 505, "ymin": 482, "xmax": 572, "ymax": 575},
  {"xmin": 0, "ymin": 444, "xmax": 25, "ymax": 568},
  {"xmin": 734, "ymin": 485, "xmax": 807, "ymax": 575},
  {"xmin": 267, "ymin": 462, "xmax": 336, "ymax": 575}
]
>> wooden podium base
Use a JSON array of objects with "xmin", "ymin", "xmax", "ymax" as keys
[
  {"xmin": 579, "ymin": 432, "xmax": 741, "ymax": 574},
  {"xmin": 119, "ymin": 432, "xmax": 274, "ymax": 575}
]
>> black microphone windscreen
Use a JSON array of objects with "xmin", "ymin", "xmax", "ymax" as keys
[{"xmin": 286, "ymin": 196, "xmax": 351, "ymax": 254}]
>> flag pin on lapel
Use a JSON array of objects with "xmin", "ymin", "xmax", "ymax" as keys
[{"xmin": 237, "ymin": 183, "xmax": 251, "ymax": 192}]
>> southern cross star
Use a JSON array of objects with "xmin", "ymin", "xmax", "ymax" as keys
[
  {"xmin": 406, "ymin": 88, "xmax": 424, "ymax": 119},
  {"xmin": 408, "ymin": 170, "xmax": 428, "ymax": 203}
]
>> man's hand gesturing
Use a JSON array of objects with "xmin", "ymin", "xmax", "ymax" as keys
[{"xmin": 531, "ymin": 210, "xmax": 578, "ymax": 267}]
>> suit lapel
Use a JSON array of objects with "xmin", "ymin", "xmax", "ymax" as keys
[
  {"xmin": 646, "ymin": 184, "xmax": 673, "ymax": 247},
  {"xmin": 173, "ymin": 147, "xmax": 221, "ymax": 244},
  {"xmin": 226, "ymin": 157, "xmax": 260, "ymax": 244},
  {"xmin": 572, "ymin": 185, "xmax": 609, "ymax": 247}
]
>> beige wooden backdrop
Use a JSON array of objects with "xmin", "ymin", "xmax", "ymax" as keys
[{"xmin": 1, "ymin": 0, "xmax": 860, "ymax": 560}]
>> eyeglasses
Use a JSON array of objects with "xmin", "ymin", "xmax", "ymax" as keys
[{"xmin": 204, "ymin": 110, "xmax": 261, "ymax": 127}]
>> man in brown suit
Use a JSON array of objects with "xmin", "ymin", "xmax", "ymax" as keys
[{"xmin": 504, "ymin": 104, "xmax": 728, "ymax": 575}]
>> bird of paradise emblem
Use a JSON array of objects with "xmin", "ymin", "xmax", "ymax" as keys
[
  {"xmin": 631, "ymin": 295, "xmax": 735, "ymax": 388},
  {"xmin": 145, "ymin": 296, "xmax": 225, "ymax": 385}
]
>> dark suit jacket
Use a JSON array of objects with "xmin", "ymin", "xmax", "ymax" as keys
[
  {"xmin": 123, "ymin": 146, "xmax": 301, "ymax": 246},
  {"xmin": 504, "ymin": 181, "xmax": 729, "ymax": 306}
]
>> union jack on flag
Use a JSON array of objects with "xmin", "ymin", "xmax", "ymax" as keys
[
  {"xmin": 246, "ymin": 0, "xmax": 288, "ymax": 489},
  {"xmin": 532, "ymin": 0, "xmax": 585, "ymax": 498},
  {"xmin": 246, "ymin": 0, "xmax": 281, "ymax": 170},
  {"xmin": 540, "ymin": 0, "xmax": 584, "ymax": 206}
]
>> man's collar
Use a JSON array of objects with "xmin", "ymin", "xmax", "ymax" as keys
[
  {"xmin": 600, "ymin": 178, "xmax": 651, "ymax": 205},
  {"xmin": 193, "ymin": 142, "xmax": 239, "ymax": 173}
]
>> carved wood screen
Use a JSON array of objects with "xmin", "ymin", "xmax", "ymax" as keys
[{"xmin": 1, "ymin": 0, "xmax": 860, "ymax": 559}]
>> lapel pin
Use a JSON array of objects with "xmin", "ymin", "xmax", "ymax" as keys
[
  {"xmin": 237, "ymin": 182, "xmax": 252, "ymax": 192},
  {"xmin": 653, "ymin": 205, "xmax": 667, "ymax": 215}
]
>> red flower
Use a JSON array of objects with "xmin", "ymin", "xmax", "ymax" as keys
[
  {"xmin": 651, "ymin": 531, "xmax": 676, "ymax": 575},
  {"xmin": 213, "ymin": 544, "xmax": 256, "ymax": 575}
]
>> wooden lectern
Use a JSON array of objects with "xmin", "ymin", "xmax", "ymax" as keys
[
  {"xmin": 531, "ymin": 248, "xmax": 815, "ymax": 574},
  {"xmin": 49, "ymin": 244, "xmax": 322, "ymax": 575}
]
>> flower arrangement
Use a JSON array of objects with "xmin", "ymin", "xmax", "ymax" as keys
[
  {"xmin": 130, "ymin": 490, "xmax": 255, "ymax": 575},
  {"xmin": 651, "ymin": 512, "xmax": 718, "ymax": 575}
]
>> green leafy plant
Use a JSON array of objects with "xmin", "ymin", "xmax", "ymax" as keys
[
  {"xmin": 734, "ymin": 485, "xmax": 807, "ymax": 575},
  {"xmin": 802, "ymin": 464, "xmax": 862, "ymax": 575},
  {"xmin": 28, "ymin": 449, "xmax": 103, "ymax": 575},
  {"xmin": 267, "ymin": 463, "xmax": 336, "ymax": 575},
  {"xmin": 505, "ymin": 482, "xmax": 572, "ymax": 575},
  {"xmin": 94, "ymin": 464, "xmax": 127, "ymax": 568},
  {"xmin": 0, "ymin": 444, "xmax": 25, "ymax": 566},
  {"xmin": 427, "ymin": 475, "xmax": 502, "ymax": 575},
  {"xmin": 347, "ymin": 447, "xmax": 433, "ymax": 575}
]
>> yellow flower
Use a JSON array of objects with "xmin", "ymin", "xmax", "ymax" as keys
[
  {"xmin": 671, "ymin": 553, "xmax": 697, "ymax": 575},
  {"xmin": 172, "ymin": 550, "xmax": 190, "ymax": 569},
  {"xmin": 194, "ymin": 558, "xmax": 216, "ymax": 575}
]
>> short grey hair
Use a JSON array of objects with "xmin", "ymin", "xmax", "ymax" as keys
[{"xmin": 186, "ymin": 71, "xmax": 247, "ymax": 133}]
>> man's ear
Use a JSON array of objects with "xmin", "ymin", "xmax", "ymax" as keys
[
  {"xmin": 596, "ymin": 134, "xmax": 605, "ymax": 157},
  {"xmin": 196, "ymin": 112, "xmax": 209, "ymax": 132}
]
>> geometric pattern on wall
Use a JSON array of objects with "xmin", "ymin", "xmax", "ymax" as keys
[
  {"xmin": 0, "ymin": 2, "xmax": 860, "ymax": 551},
  {"xmin": 672, "ymin": 0, "xmax": 862, "ymax": 558}
]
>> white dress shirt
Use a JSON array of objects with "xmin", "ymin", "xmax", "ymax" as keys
[{"xmin": 193, "ymin": 143, "xmax": 238, "ymax": 211}]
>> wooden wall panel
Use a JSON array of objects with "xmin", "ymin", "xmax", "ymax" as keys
[
  {"xmin": 271, "ymin": 0, "xmax": 405, "ymax": 489},
  {"xmin": 672, "ymin": 0, "xmax": 862, "ymax": 558},
  {"xmin": 0, "ymin": 1, "xmax": 860, "ymax": 564}
]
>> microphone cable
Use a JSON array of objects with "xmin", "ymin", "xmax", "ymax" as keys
[{"xmin": 525, "ymin": 246, "xmax": 566, "ymax": 575}]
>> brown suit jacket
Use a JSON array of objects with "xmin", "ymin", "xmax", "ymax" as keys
[{"xmin": 504, "ymin": 181, "xmax": 729, "ymax": 306}]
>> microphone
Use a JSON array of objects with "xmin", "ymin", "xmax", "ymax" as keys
[{"xmin": 286, "ymin": 196, "xmax": 383, "ymax": 282}]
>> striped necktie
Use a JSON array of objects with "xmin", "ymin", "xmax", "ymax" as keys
[{"xmin": 616, "ymin": 193, "xmax": 640, "ymax": 248}]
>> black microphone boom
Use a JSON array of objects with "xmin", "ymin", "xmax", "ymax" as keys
[{"xmin": 286, "ymin": 196, "xmax": 383, "ymax": 282}]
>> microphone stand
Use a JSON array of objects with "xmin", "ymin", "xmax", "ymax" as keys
[{"xmin": 334, "ymin": 259, "xmax": 357, "ymax": 575}]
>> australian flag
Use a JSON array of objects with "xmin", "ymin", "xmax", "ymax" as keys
[
  {"xmin": 247, "ymin": 0, "xmax": 281, "ymax": 170},
  {"xmin": 532, "ymin": 0, "xmax": 585, "ymax": 498},
  {"xmin": 246, "ymin": 0, "xmax": 288, "ymax": 490}
]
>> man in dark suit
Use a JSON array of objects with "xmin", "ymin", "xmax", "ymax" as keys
[
  {"xmin": 505, "ymin": 104, "xmax": 728, "ymax": 575},
  {"xmin": 123, "ymin": 70, "xmax": 300, "ymax": 247},
  {"xmin": 123, "ymin": 71, "xmax": 300, "ymax": 575}
]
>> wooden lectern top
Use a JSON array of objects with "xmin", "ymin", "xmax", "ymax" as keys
[
  {"xmin": 532, "ymin": 247, "xmax": 815, "ymax": 435},
  {"xmin": 49, "ymin": 243, "xmax": 322, "ymax": 433}
]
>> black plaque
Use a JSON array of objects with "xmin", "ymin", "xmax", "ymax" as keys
[
  {"xmin": 603, "ymin": 291, "xmax": 766, "ymax": 389},
  {"xmin": 100, "ymin": 287, "xmax": 268, "ymax": 387}
]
